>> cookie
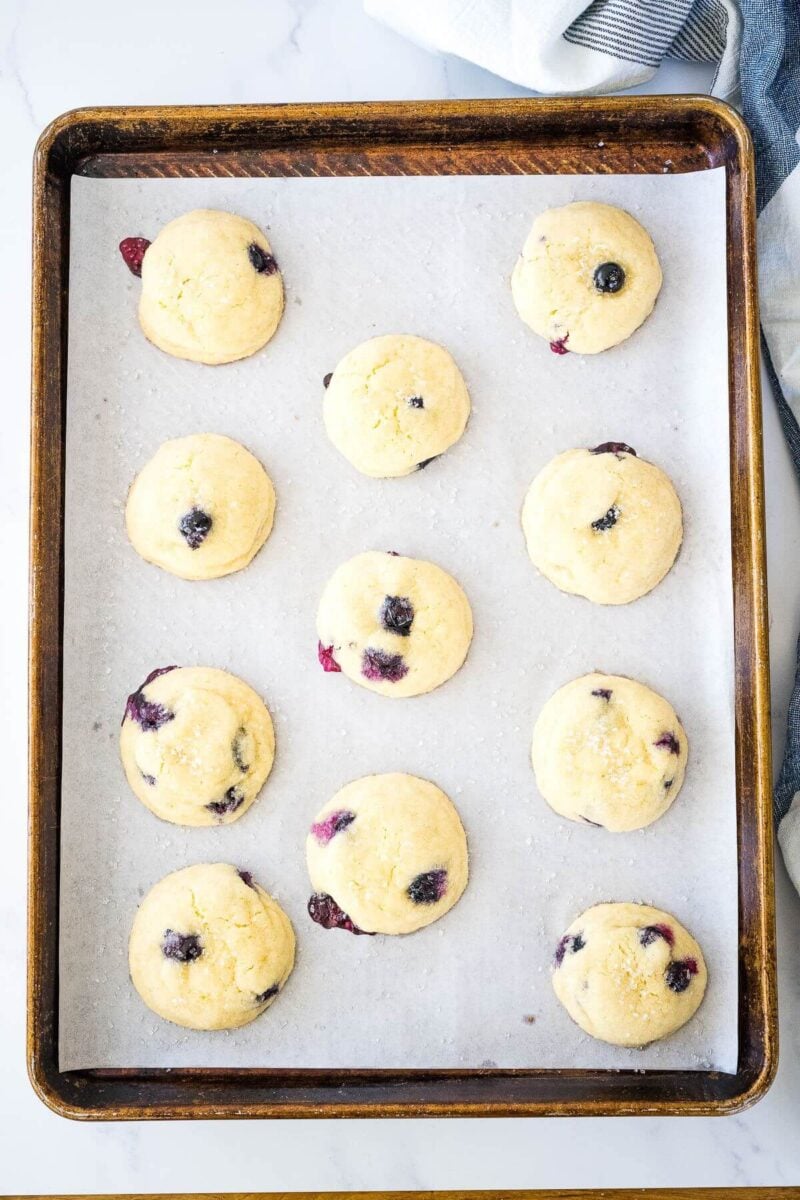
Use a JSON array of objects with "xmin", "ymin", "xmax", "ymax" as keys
[
  {"xmin": 306, "ymin": 773, "xmax": 468, "ymax": 935},
  {"xmin": 134, "ymin": 209, "xmax": 284, "ymax": 364},
  {"xmin": 120, "ymin": 666, "xmax": 275, "ymax": 826},
  {"xmin": 323, "ymin": 334, "xmax": 470, "ymax": 477},
  {"xmin": 129, "ymin": 863, "xmax": 295, "ymax": 1030},
  {"xmin": 125, "ymin": 434, "xmax": 276, "ymax": 581},
  {"xmin": 532, "ymin": 673, "xmax": 688, "ymax": 832},
  {"xmin": 316, "ymin": 550, "xmax": 473, "ymax": 697},
  {"xmin": 522, "ymin": 443, "xmax": 682, "ymax": 605},
  {"xmin": 511, "ymin": 201, "xmax": 662, "ymax": 354},
  {"xmin": 551, "ymin": 901, "xmax": 707, "ymax": 1046}
]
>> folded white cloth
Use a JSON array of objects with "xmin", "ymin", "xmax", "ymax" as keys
[{"xmin": 366, "ymin": 0, "xmax": 741, "ymax": 99}]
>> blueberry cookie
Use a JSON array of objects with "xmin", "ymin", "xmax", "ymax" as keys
[
  {"xmin": 120, "ymin": 666, "xmax": 275, "ymax": 826},
  {"xmin": 552, "ymin": 901, "xmax": 707, "ymax": 1046},
  {"xmin": 512, "ymin": 202, "xmax": 662, "ymax": 355},
  {"xmin": 306, "ymin": 773, "xmax": 468, "ymax": 935},
  {"xmin": 522, "ymin": 443, "xmax": 682, "ymax": 605},
  {"xmin": 129, "ymin": 863, "xmax": 295, "ymax": 1030},
  {"xmin": 532, "ymin": 673, "xmax": 688, "ymax": 832},
  {"xmin": 316, "ymin": 551, "xmax": 473, "ymax": 697},
  {"xmin": 323, "ymin": 334, "xmax": 470, "ymax": 477},
  {"xmin": 126, "ymin": 209, "xmax": 284, "ymax": 364},
  {"xmin": 125, "ymin": 434, "xmax": 275, "ymax": 581}
]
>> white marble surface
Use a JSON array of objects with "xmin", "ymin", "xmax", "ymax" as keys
[{"xmin": 2, "ymin": 0, "xmax": 800, "ymax": 1191}]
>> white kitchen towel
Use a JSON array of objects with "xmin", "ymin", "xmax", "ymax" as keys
[
  {"xmin": 367, "ymin": 0, "xmax": 800, "ymax": 894},
  {"xmin": 365, "ymin": 0, "xmax": 741, "ymax": 99}
]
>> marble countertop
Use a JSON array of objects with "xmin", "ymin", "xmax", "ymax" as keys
[{"xmin": 2, "ymin": 0, "xmax": 800, "ymax": 1190}]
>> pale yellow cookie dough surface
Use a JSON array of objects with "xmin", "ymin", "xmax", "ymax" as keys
[
  {"xmin": 532, "ymin": 673, "xmax": 688, "ymax": 832},
  {"xmin": 306, "ymin": 773, "xmax": 468, "ymax": 935},
  {"xmin": 552, "ymin": 901, "xmax": 707, "ymax": 1047},
  {"xmin": 522, "ymin": 446, "xmax": 682, "ymax": 605},
  {"xmin": 129, "ymin": 863, "xmax": 295, "ymax": 1031},
  {"xmin": 511, "ymin": 201, "xmax": 662, "ymax": 354},
  {"xmin": 323, "ymin": 334, "xmax": 470, "ymax": 477},
  {"xmin": 316, "ymin": 550, "xmax": 473, "ymax": 698},
  {"xmin": 120, "ymin": 666, "xmax": 275, "ymax": 827},
  {"xmin": 125, "ymin": 433, "xmax": 275, "ymax": 581},
  {"xmin": 138, "ymin": 209, "xmax": 284, "ymax": 364}
]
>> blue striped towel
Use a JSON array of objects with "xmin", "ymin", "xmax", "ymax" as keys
[{"xmin": 368, "ymin": 0, "xmax": 800, "ymax": 890}]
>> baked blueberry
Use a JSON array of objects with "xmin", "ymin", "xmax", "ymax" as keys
[
  {"xmin": 323, "ymin": 372, "xmax": 333, "ymax": 388},
  {"xmin": 417, "ymin": 455, "xmax": 438, "ymax": 470},
  {"xmin": 591, "ymin": 687, "xmax": 612, "ymax": 701},
  {"xmin": 161, "ymin": 929, "xmax": 202, "ymax": 963},
  {"xmin": 379, "ymin": 595, "xmax": 414, "ymax": 637},
  {"xmin": 178, "ymin": 506, "xmax": 213, "ymax": 550},
  {"xmin": 549, "ymin": 334, "xmax": 570, "ymax": 355},
  {"xmin": 317, "ymin": 641, "xmax": 341, "ymax": 673},
  {"xmin": 665, "ymin": 957, "xmax": 699, "ymax": 993},
  {"xmin": 361, "ymin": 647, "xmax": 408, "ymax": 683},
  {"xmin": 554, "ymin": 931, "xmax": 585, "ymax": 967},
  {"xmin": 232, "ymin": 729, "xmax": 249, "ymax": 773},
  {"xmin": 206, "ymin": 787, "xmax": 244, "ymax": 817},
  {"xmin": 407, "ymin": 868, "xmax": 448, "ymax": 904},
  {"xmin": 590, "ymin": 442, "xmax": 637, "ymax": 458},
  {"xmin": 254, "ymin": 984, "xmax": 280, "ymax": 1005},
  {"xmin": 307, "ymin": 892, "xmax": 371, "ymax": 935},
  {"xmin": 655, "ymin": 731, "xmax": 681, "ymax": 755},
  {"xmin": 247, "ymin": 243, "xmax": 279, "ymax": 275},
  {"xmin": 407, "ymin": 395, "xmax": 424, "ymax": 408},
  {"xmin": 310, "ymin": 809, "xmax": 356, "ymax": 845},
  {"xmin": 119, "ymin": 236, "xmax": 151, "ymax": 276},
  {"xmin": 591, "ymin": 504, "xmax": 620, "ymax": 532},
  {"xmin": 593, "ymin": 261, "xmax": 626, "ymax": 293},
  {"xmin": 124, "ymin": 665, "xmax": 178, "ymax": 731},
  {"xmin": 639, "ymin": 923, "xmax": 675, "ymax": 948}
]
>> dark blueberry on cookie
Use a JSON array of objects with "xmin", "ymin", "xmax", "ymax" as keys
[
  {"xmin": 665, "ymin": 957, "xmax": 699, "ymax": 993},
  {"xmin": 237, "ymin": 869, "xmax": 255, "ymax": 889},
  {"xmin": 379, "ymin": 594, "xmax": 414, "ymax": 637},
  {"xmin": 323, "ymin": 372, "xmax": 333, "ymax": 388},
  {"xmin": 254, "ymin": 984, "xmax": 280, "ymax": 1005},
  {"xmin": 407, "ymin": 869, "xmax": 448, "ymax": 905},
  {"xmin": 247, "ymin": 243, "xmax": 279, "ymax": 275},
  {"xmin": 654, "ymin": 731, "xmax": 681, "ymax": 755},
  {"xmin": 554, "ymin": 931, "xmax": 585, "ymax": 967},
  {"xmin": 124, "ymin": 666, "xmax": 178, "ymax": 731},
  {"xmin": 639, "ymin": 923, "xmax": 675, "ymax": 948},
  {"xmin": 119, "ymin": 236, "xmax": 150, "ymax": 276},
  {"xmin": 178, "ymin": 506, "xmax": 213, "ymax": 550},
  {"xmin": 591, "ymin": 687, "xmax": 612, "ymax": 701},
  {"xmin": 232, "ymin": 728, "xmax": 249, "ymax": 773},
  {"xmin": 206, "ymin": 787, "xmax": 244, "ymax": 817},
  {"xmin": 593, "ymin": 262, "xmax": 626, "ymax": 294},
  {"xmin": 317, "ymin": 641, "xmax": 341, "ymax": 673},
  {"xmin": 549, "ymin": 334, "xmax": 570, "ymax": 355},
  {"xmin": 311, "ymin": 809, "xmax": 356, "ymax": 845},
  {"xmin": 407, "ymin": 395, "xmax": 424, "ymax": 409},
  {"xmin": 590, "ymin": 442, "xmax": 637, "ymax": 458},
  {"xmin": 140, "ymin": 771, "xmax": 156, "ymax": 786},
  {"xmin": 361, "ymin": 647, "xmax": 408, "ymax": 683},
  {"xmin": 162, "ymin": 929, "xmax": 202, "ymax": 963},
  {"xmin": 591, "ymin": 504, "xmax": 620, "ymax": 532},
  {"xmin": 307, "ymin": 892, "xmax": 372, "ymax": 935},
  {"xmin": 417, "ymin": 455, "xmax": 439, "ymax": 470}
]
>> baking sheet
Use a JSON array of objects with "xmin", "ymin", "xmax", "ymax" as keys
[{"xmin": 59, "ymin": 167, "xmax": 736, "ymax": 1072}]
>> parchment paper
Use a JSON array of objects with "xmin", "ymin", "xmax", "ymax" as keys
[{"xmin": 59, "ymin": 167, "xmax": 737, "ymax": 1071}]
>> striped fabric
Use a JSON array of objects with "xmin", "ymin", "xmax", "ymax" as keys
[{"xmin": 563, "ymin": 0, "xmax": 728, "ymax": 68}]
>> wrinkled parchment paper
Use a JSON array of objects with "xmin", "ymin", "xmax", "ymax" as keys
[{"xmin": 59, "ymin": 168, "xmax": 736, "ymax": 1071}]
